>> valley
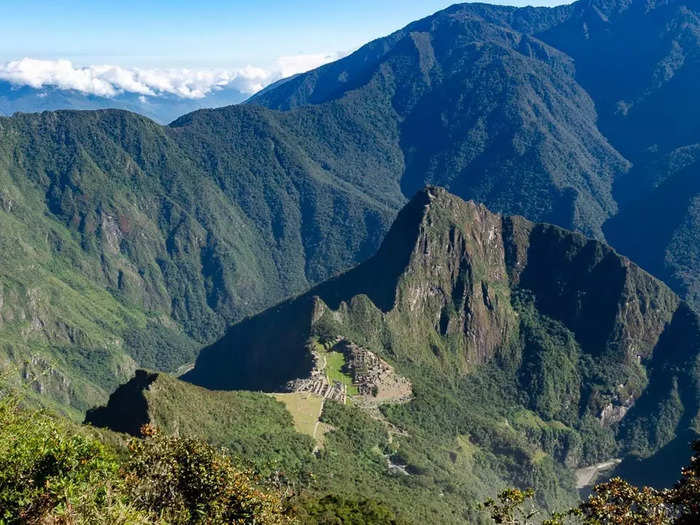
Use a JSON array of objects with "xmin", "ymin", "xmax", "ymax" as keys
[{"xmin": 1, "ymin": 0, "xmax": 700, "ymax": 523}]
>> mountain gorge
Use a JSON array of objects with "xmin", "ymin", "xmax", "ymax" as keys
[
  {"xmin": 1, "ymin": 0, "xmax": 700, "ymax": 522},
  {"xmin": 251, "ymin": 2, "xmax": 629, "ymax": 239}
]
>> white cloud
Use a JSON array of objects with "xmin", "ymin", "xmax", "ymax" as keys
[{"xmin": 0, "ymin": 54, "xmax": 345, "ymax": 100}]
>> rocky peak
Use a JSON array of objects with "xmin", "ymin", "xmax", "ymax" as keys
[{"xmin": 186, "ymin": 188, "xmax": 696, "ymax": 393}]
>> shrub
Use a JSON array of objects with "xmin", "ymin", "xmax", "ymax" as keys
[
  {"xmin": 0, "ymin": 390, "xmax": 126, "ymax": 524},
  {"xmin": 0, "ymin": 382, "xmax": 293, "ymax": 524},
  {"xmin": 125, "ymin": 424, "xmax": 291, "ymax": 524}
]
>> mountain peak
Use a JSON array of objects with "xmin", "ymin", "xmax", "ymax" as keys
[
  {"xmin": 185, "ymin": 188, "xmax": 691, "ymax": 393},
  {"xmin": 181, "ymin": 188, "xmax": 699, "ymax": 495}
]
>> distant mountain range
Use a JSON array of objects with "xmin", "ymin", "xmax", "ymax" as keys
[{"xmin": 0, "ymin": 80, "xmax": 249, "ymax": 124}]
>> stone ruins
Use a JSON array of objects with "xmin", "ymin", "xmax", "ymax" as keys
[{"xmin": 286, "ymin": 337, "xmax": 412, "ymax": 406}]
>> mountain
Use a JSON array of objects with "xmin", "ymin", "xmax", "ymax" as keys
[
  {"xmin": 92, "ymin": 188, "xmax": 700, "ymax": 522},
  {"xmin": 249, "ymin": 0, "xmax": 700, "ymax": 311},
  {"xmin": 537, "ymin": 0, "xmax": 700, "ymax": 313},
  {"xmin": 250, "ymin": 3, "xmax": 628, "ymax": 240},
  {"xmin": 0, "ymin": 80, "xmax": 248, "ymax": 124},
  {"xmin": 0, "ymin": 107, "xmax": 400, "ymax": 414},
  {"xmin": 1, "ymin": 0, "xmax": 699, "ymax": 417}
]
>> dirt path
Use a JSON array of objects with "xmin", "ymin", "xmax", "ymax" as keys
[
  {"xmin": 175, "ymin": 362, "xmax": 194, "ymax": 377},
  {"xmin": 312, "ymin": 398, "xmax": 325, "ymax": 441}
]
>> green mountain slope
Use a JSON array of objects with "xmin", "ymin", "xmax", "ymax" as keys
[
  {"xmin": 2, "ymin": 0, "xmax": 700, "ymax": 417},
  {"xmin": 537, "ymin": 0, "xmax": 700, "ymax": 313},
  {"xmin": 0, "ymin": 108, "xmax": 399, "ymax": 412},
  {"xmin": 539, "ymin": 0, "xmax": 700, "ymax": 159},
  {"xmin": 251, "ymin": 3, "xmax": 628, "ymax": 239},
  {"xmin": 180, "ymin": 189, "xmax": 700, "ymax": 519},
  {"xmin": 85, "ymin": 370, "xmax": 315, "ymax": 477},
  {"xmin": 251, "ymin": 0, "xmax": 700, "ymax": 312}
]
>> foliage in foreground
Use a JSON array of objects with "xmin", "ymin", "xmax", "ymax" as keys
[
  {"xmin": 0, "ymin": 384, "xmax": 291, "ymax": 524},
  {"xmin": 483, "ymin": 441, "xmax": 700, "ymax": 524},
  {"xmin": 0, "ymin": 382, "xmax": 409, "ymax": 524}
]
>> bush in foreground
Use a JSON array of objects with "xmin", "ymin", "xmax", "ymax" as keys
[{"xmin": 0, "ymin": 386, "xmax": 290, "ymax": 524}]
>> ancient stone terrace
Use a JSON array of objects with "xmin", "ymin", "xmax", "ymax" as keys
[{"xmin": 286, "ymin": 337, "xmax": 411, "ymax": 406}]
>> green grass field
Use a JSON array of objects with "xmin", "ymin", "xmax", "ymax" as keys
[
  {"xmin": 273, "ymin": 392, "xmax": 324, "ymax": 440},
  {"xmin": 324, "ymin": 351, "xmax": 359, "ymax": 396}
]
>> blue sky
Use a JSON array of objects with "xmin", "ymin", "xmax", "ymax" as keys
[{"xmin": 0, "ymin": 1, "xmax": 569, "ymax": 68}]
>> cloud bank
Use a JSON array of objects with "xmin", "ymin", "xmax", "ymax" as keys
[{"xmin": 0, "ymin": 53, "xmax": 344, "ymax": 99}]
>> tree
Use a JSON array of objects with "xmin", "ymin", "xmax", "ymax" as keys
[
  {"xmin": 125, "ymin": 424, "xmax": 292, "ymax": 524},
  {"xmin": 578, "ymin": 477, "xmax": 670, "ymax": 525},
  {"xmin": 482, "ymin": 488, "xmax": 540, "ymax": 525}
]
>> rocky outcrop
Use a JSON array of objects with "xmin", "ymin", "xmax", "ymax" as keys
[{"xmin": 85, "ymin": 370, "xmax": 157, "ymax": 435}]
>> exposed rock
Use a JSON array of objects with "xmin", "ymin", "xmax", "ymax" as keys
[
  {"xmin": 0, "ymin": 193, "xmax": 13, "ymax": 213},
  {"xmin": 100, "ymin": 212, "xmax": 123, "ymax": 254},
  {"xmin": 599, "ymin": 395, "xmax": 635, "ymax": 426},
  {"xmin": 575, "ymin": 459, "xmax": 622, "ymax": 490}
]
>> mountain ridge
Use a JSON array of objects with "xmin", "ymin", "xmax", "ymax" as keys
[
  {"xmin": 250, "ymin": 0, "xmax": 700, "ymax": 310},
  {"xmin": 0, "ymin": 0, "xmax": 699, "ymax": 419}
]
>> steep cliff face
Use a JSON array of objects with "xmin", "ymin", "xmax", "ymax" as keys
[{"xmin": 185, "ymin": 188, "xmax": 700, "ymax": 487}]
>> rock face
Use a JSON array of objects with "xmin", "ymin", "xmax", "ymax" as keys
[{"xmin": 184, "ymin": 187, "xmax": 700, "ymax": 486}]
